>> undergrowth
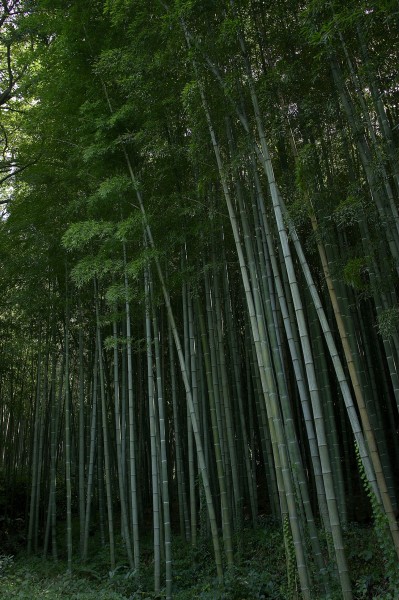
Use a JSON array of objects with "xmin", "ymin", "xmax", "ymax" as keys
[{"xmin": 0, "ymin": 520, "xmax": 396, "ymax": 599}]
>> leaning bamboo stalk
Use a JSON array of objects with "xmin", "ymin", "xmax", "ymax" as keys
[
  {"xmin": 304, "ymin": 212, "xmax": 399, "ymax": 555},
  {"xmin": 231, "ymin": 26, "xmax": 354, "ymax": 594},
  {"xmin": 196, "ymin": 75, "xmax": 312, "ymax": 597},
  {"xmin": 229, "ymin": 140, "xmax": 327, "ymax": 581},
  {"xmin": 101, "ymin": 78, "xmax": 223, "ymax": 583}
]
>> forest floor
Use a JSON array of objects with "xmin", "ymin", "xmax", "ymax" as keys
[{"xmin": 0, "ymin": 520, "xmax": 397, "ymax": 599}]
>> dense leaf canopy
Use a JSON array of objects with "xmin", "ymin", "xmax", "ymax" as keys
[{"xmin": 0, "ymin": 1, "xmax": 399, "ymax": 598}]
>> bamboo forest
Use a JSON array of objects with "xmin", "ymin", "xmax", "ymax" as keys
[{"xmin": 0, "ymin": 0, "xmax": 399, "ymax": 598}]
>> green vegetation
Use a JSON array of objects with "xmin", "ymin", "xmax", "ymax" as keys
[
  {"xmin": 0, "ymin": 522, "xmax": 396, "ymax": 599},
  {"xmin": 0, "ymin": 0, "xmax": 399, "ymax": 598}
]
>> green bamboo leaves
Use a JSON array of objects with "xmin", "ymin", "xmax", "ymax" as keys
[{"xmin": 1, "ymin": 1, "xmax": 399, "ymax": 598}]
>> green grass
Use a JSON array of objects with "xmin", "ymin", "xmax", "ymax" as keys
[{"xmin": 0, "ymin": 521, "xmax": 397, "ymax": 599}]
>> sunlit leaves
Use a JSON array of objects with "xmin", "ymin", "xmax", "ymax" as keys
[
  {"xmin": 70, "ymin": 254, "xmax": 123, "ymax": 287},
  {"xmin": 376, "ymin": 307, "xmax": 399, "ymax": 339},
  {"xmin": 115, "ymin": 213, "xmax": 143, "ymax": 241},
  {"xmin": 62, "ymin": 220, "xmax": 116, "ymax": 250}
]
